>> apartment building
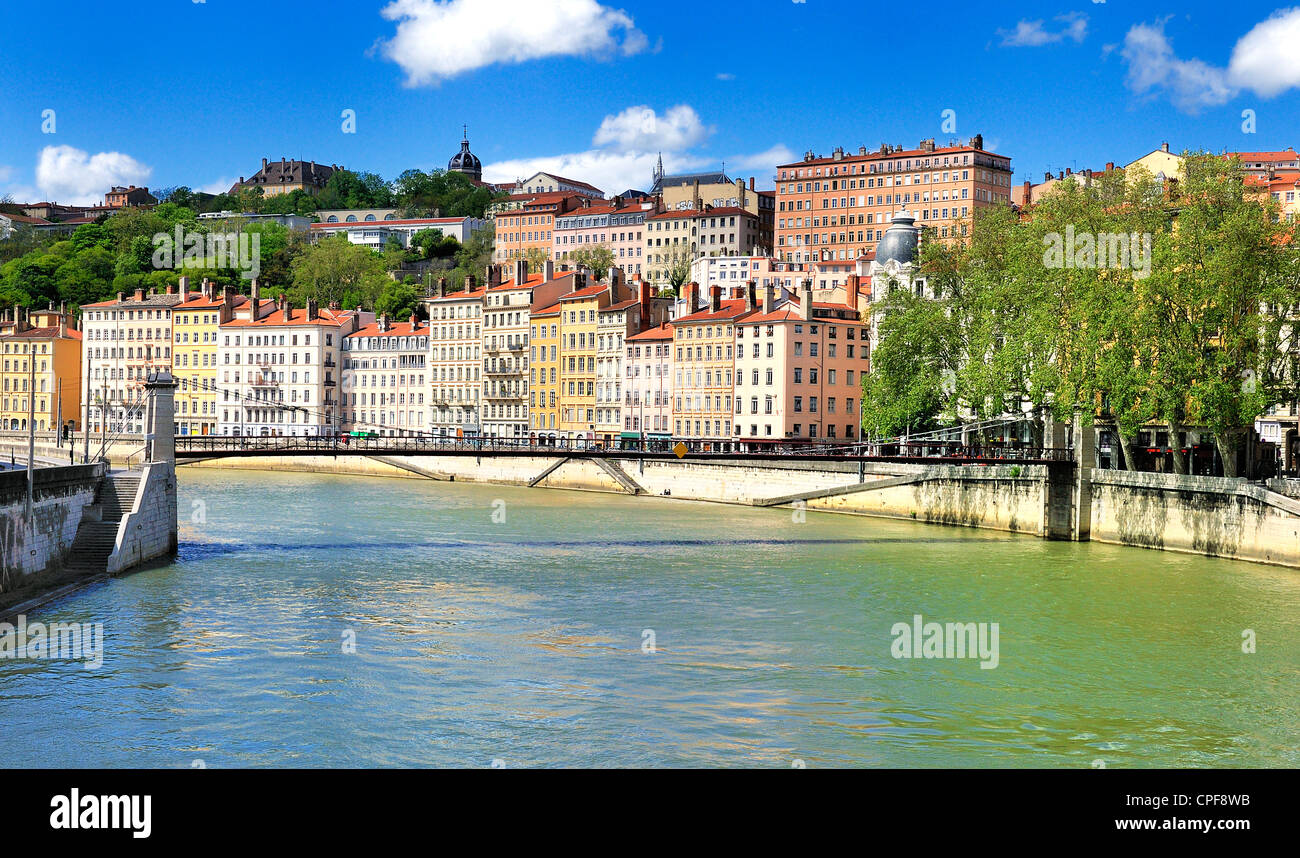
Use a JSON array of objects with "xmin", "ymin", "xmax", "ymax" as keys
[
  {"xmin": 670, "ymin": 283, "xmax": 756, "ymax": 443},
  {"xmin": 653, "ymin": 168, "xmax": 776, "ymax": 251},
  {"xmin": 172, "ymin": 279, "xmax": 248, "ymax": 436},
  {"xmin": 529, "ymin": 301, "xmax": 562, "ymax": 438},
  {"xmin": 733, "ymin": 282, "xmax": 869, "ymax": 444},
  {"xmin": 493, "ymin": 193, "xmax": 586, "ymax": 265},
  {"xmin": 775, "ymin": 135, "xmax": 1013, "ymax": 263},
  {"xmin": 556, "ymin": 279, "xmax": 609, "ymax": 439},
  {"xmin": 342, "ymin": 314, "xmax": 429, "ymax": 437},
  {"xmin": 645, "ymin": 206, "xmax": 764, "ymax": 284},
  {"xmin": 481, "ymin": 261, "xmax": 576, "ymax": 438},
  {"xmin": 1229, "ymin": 148, "xmax": 1300, "ymax": 179},
  {"xmin": 81, "ymin": 285, "xmax": 184, "ymax": 435},
  {"xmin": 423, "ymin": 277, "xmax": 486, "ymax": 438},
  {"xmin": 553, "ymin": 199, "xmax": 653, "ymax": 275},
  {"xmin": 595, "ymin": 278, "xmax": 670, "ymax": 439},
  {"xmin": 0, "ymin": 306, "xmax": 81, "ymax": 433},
  {"xmin": 690, "ymin": 255, "xmax": 807, "ymax": 294},
  {"xmin": 218, "ymin": 295, "xmax": 370, "ymax": 437},
  {"xmin": 625, "ymin": 323, "xmax": 673, "ymax": 439}
]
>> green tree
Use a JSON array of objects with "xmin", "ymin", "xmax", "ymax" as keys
[
  {"xmin": 569, "ymin": 245, "xmax": 616, "ymax": 279},
  {"xmin": 375, "ymin": 281, "xmax": 420, "ymax": 319},
  {"xmin": 288, "ymin": 234, "xmax": 389, "ymax": 308}
]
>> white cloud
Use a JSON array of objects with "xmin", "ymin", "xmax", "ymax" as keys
[
  {"xmin": 592, "ymin": 105, "xmax": 710, "ymax": 152},
  {"xmin": 998, "ymin": 14, "xmax": 1088, "ymax": 47},
  {"xmin": 34, "ymin": 145, "xmax": 152, "ymax": 206},
  {"xmin": 726, "ymin": 145, "xmax": 795, "ymax": 175},
  {"xmin": 377, "ymin": 0, "xmax": 650, "ymax": 85},
  {"xmin": 1119, "ymin": 11, "xmax": 1300, "ymax": 113},
  {"xmin": 199, "ymin": 176, "xmax": 238, "ymax": 195},
  {"xmin": 1227, "ymin": 7, "xmax": 1300, "ymax": 97},
  {"xmin": 0, "ymin": 166, "xmax": 14, "ymax": 186},
  {"xmin": 716, "ymin": 72, "xmax": 735, "ymax": 81}
]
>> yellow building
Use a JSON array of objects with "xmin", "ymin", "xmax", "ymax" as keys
[
  {"xmin": 671, "ymin": 283, "xmax": 754, "ymax": 444},
  {"xmin": 530, "ymin": 301, "xmax": 561, "ymax": 439},
  {"xmin": 1125, "ymin": 143, "xmax": 1186, "ymax": 184},
  {"xmin": 0, "ymin": 306, "xmax": 82, "ymax": 433},
  {"xmin": 557, "ymin": 282, "xmax": 610, "ymax": 439},
  {"xmin": 172, "ymin": 280, "xmax": 248, "ymax": 436}
]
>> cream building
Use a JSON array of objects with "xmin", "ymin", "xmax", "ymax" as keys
[
  {"xmin": 481, "ymin": 261, "xmax": 575, "ymax": 439},
  {"xmin": 423, "ymin": 276, "xmax": 486, "ymax": 438},
  {"xmin": 342, "ymin": 314, "xmax": 429, "ymax": 437},
  {"xmin": 81, "ymin": 286, "xmax": 183, "ymax": 435},
  {"xmin": 626, "ymin": 323, "xmax": 674, "ymax": 439},
  {"xmin": 218, "ymin": 296, "xmax": 370, "ymax": 437}
]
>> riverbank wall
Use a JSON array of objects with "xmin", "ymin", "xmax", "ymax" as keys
[
  {"xmin": 183, "ymin": 453, "xmax": 1300, "ymax": 569},
  {"xmin": 183, "ymin": 454, "xmax": 1071, "ymax": 538},
  {"xmin": 1088, "ymin": 469, "xmax": 1300, "ymax": 567},
  {"xmin": 0, "ymin": 463, "xmax": 105, "ymax": 599}
]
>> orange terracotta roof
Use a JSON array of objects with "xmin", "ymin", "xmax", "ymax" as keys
[
  {"xmin": 531, "ymin": 302, "xmax": 563, "ymax": 316},
  {"xmin": 559, "ymin": 284, "xmax": 609, "ymax": 301},
  {"xmin": 348, "ymin": 320, "xmax": 427, "ymax": 338},
  {"xmin": 221, "ymin": 307, "xmax": 358, "ymax": 328},
  {"xmin": 489, "ymin": 271, "xmax": 577, "ymax": 292},
  {"xmin": 628, "ymin": 323, "xmax": 674, "ymax": 341},
  {"xmin": 674, "ymin": 299, "xmax": 756, "ymax": 324},
  {"xmin": 648, "ymin": 206, "xmax": 753, "ymax": 221},
  {"xmin": 427, "ymin": 287, "xmax": 487, "ymax": 301}
]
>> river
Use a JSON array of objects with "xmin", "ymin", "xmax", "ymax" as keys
[{"xmin": 2, "ymin": 469, "xmax": 1297, "ymax": 768}]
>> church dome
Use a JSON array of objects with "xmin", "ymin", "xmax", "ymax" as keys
[
  {"xmin": 877, "ymin": 210, "xmax": 919, "ymax": 266},
  {"xmin": 449, "ymin": 134, "xmax": 482, "ymax": 181}
]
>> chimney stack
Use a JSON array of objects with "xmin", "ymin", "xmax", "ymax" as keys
[
  {"xmin": 544, "ymin": 259, "xmax": 555, "ymax": 281},
  {"xmin": 1161, "ymin": 141, "xmax": 1170, "ymax": 153},
  {"xmin": 134, "ymin": 287, "xmax": 145, "ymax": 302},
  {"xmin": 463, "ymin": 274, "xmax": 477, "ymax": 292},
  {"xmin": 179, "ymin": 275, "xmax": 190, "ymax": 296},
  {"xmin": 709, "ymin": 284, "xmax": 722, "ymax": 313},
  {"xmin": 409, "ymin": 313, "xmax": 419, "ymax": 330},
  {"xmin": 749, "ymin": 177, "xmax": 756, "ymax": 191},
  {"xmin": 437, "ymin": 277, "xmax": 448, "ymax": 298},
  {"xmin": 847, "ymin": 274, "xmax": 860, "ymax": 313},
  {"xmin": 800, "ymin": 279, "xmax": 813, "ymax": 320},
  {"xmin": 639, "ymin": 279, "xmax": 652, "ymax": 329},
  {"xmin": 685, "ymin": 282, "xmax": 700, "ymax": 313},
  {"xmin": 514, "ymin": 258, "xmax": 529, "ymax": 285},
  {"xmin": 745, "ymin": 279, "xmax": 757, "ymax": 312},
  {"xmin": 762, "ymin": 283, "xmax": 775, "ymax": 314},
  {"xmin": 250, "ymin": 278, "xmax": 260, "ymax": 309},
  {"xmin": 306, "ymin": 298, "xmax": 318, "ymax": 321},
  {"xmin": 378, "ymin": 313, "xmax": 389, "ymax": 332}
]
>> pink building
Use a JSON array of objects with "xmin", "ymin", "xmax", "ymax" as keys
[
  {"xmin": 553, "ymin": 200, "xmax": 653, "ymax": 275},
  {"xmin": 733, "ymin": 281, "xmax": 869, "ymax": 445},
  {"xmin": 625, "ymin": 323, "xmax": 674, "ymax": 439}
]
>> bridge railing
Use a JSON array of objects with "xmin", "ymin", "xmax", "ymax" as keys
[{"xmin": 174, "ymin": 434, "xmax": 1074, "ymax": 463}]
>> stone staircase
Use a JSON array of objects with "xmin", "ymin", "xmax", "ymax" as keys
[{"xmin": 64, "ymin": 471, "xmax": 141, "ymax": 576}]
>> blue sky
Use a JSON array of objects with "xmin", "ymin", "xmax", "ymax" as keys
[{"xmin": 2, "ymin": 0, "xmax": 1298, "ymax": 204}]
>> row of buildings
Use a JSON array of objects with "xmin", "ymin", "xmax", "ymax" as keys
[{"xmin": 34, "ymin": 210, "xmax": 921, "ymax": 445}]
